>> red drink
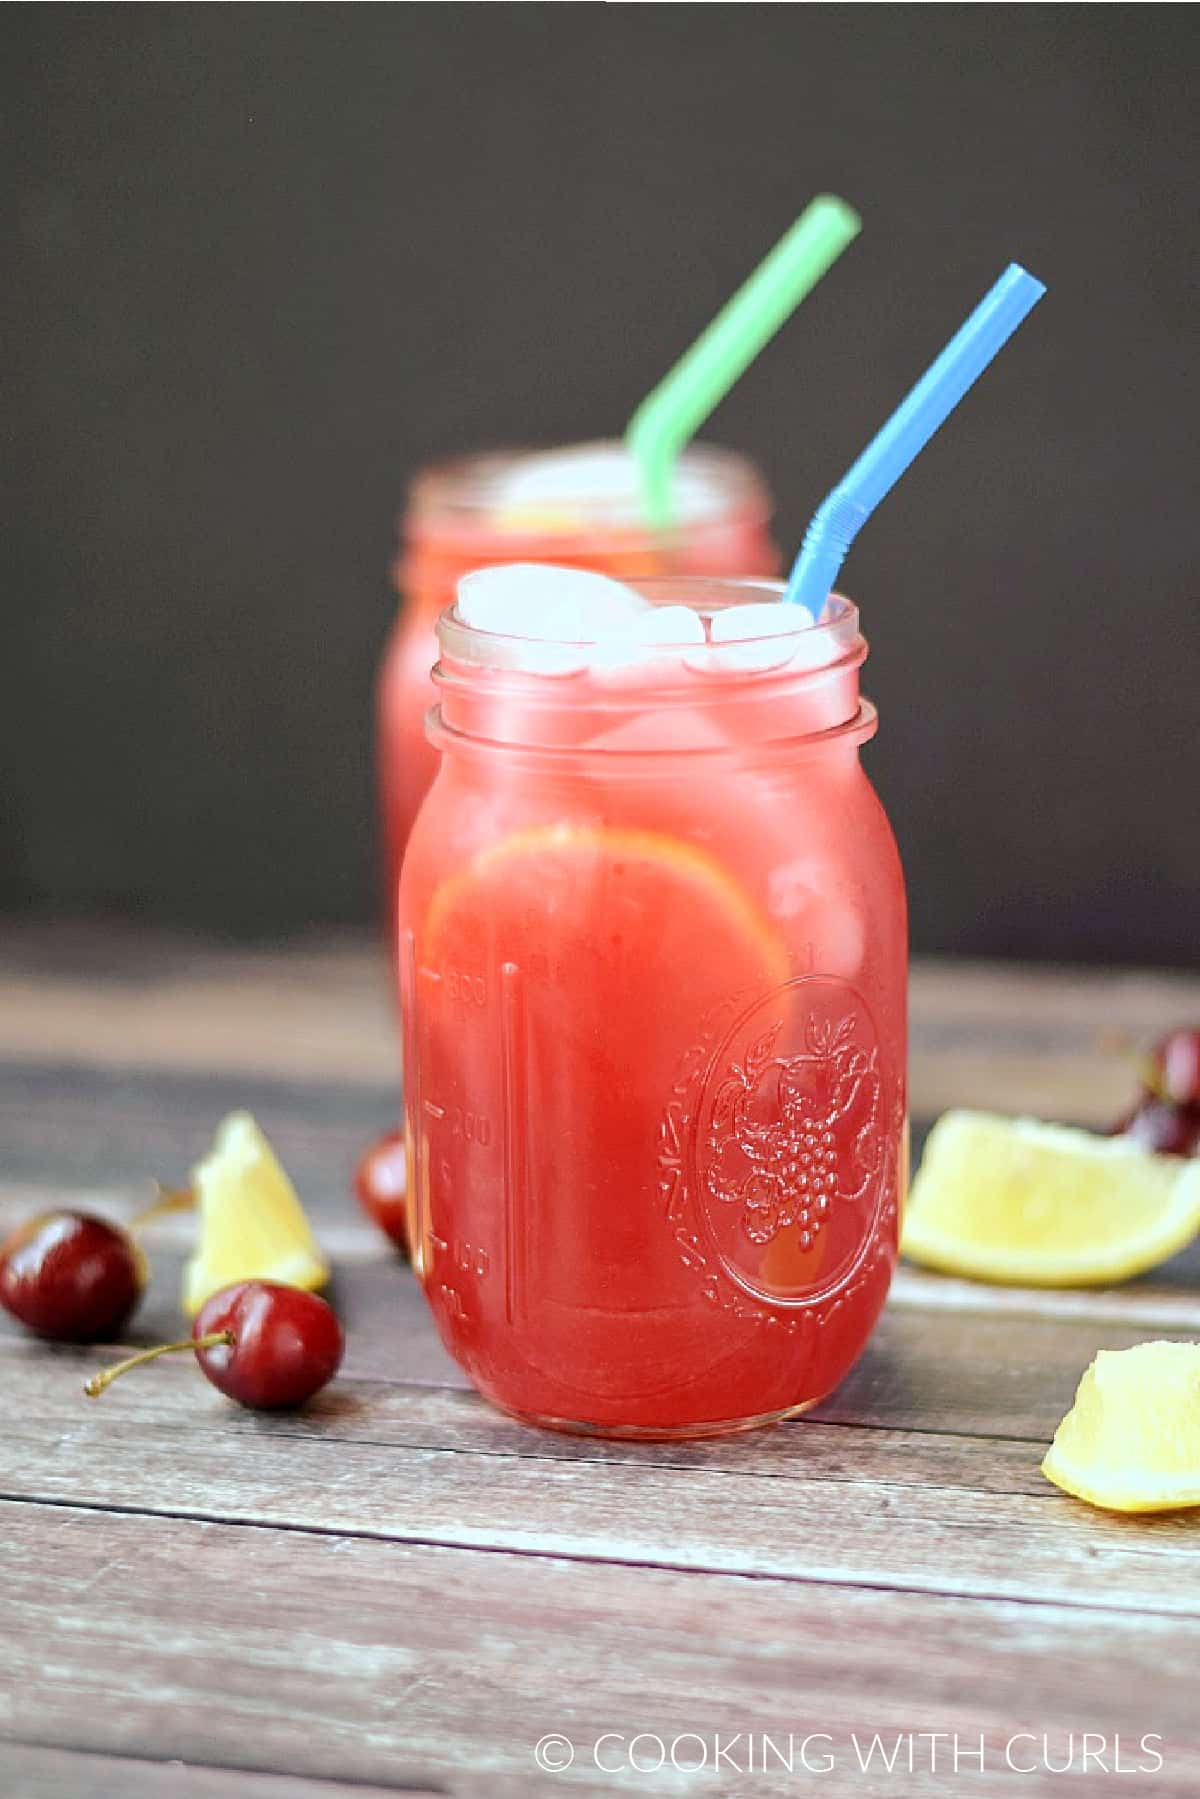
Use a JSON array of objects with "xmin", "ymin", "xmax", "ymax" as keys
[
  {"xmin": 398, "ymin": 577, "xmax": 906, "ymax": 1437},
  {"xmin": 378, "ymin": 443, "xmax": 777, "ymax": 909}
]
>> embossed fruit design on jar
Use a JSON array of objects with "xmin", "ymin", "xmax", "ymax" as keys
[{"xmin": 397, "ymin": 574, "xmax": 906, "ymax": 1438}]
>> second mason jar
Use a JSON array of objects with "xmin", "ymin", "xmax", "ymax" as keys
[{"xmin": 377, "ymin": 442, "xmax": 778, "ymax": 917}]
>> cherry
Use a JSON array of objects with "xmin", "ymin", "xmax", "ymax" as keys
[
  {"xmin": 1112, "ymin": 1098, "xmax": 1200, "ymax": 1158},
  {"xmin": 1105, "ymin": 1027, "xmax": 1200, "ymax": 1156},
  {"xmin": 1147, "ymin": 1030, "xmax": 1200, "ymax": 1111},
  {"xmin": 0, "ymin": 1211, "xmax": 145, "ymax": 1342},
  {"xmin": 354, "ymin": 1130, "xmax": 409, "ymax": 1255},
  {"xmin": 85, "ymin": 1280, "xmax": 343, "ymax": 1409}
]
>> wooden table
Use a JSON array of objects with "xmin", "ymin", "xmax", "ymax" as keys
[{"xmin": 2, "ymin": 925, "xmax": 1199, "ymax": 1797}]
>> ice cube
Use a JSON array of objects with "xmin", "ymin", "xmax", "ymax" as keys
[
  {"xmin": 707, "ymin": 601, "xmax": 815, "ymax": 671},
  {"xmin": 681, "ymin": 601, "xmax": 814, "ymax": 674},
  {"xmin": 589, "ymin": 602, "xmax": 708, "ymax": 678},
  {"xmin": 492, "ymin": 445, "xmax": 638, "ymax": 512},
  {"xmin": 456, "ymin": 564, "xmax": 649, "ymax": 672},
  {"xmin": 458, "ymin": 563, "xmax": 647, "ymax": 639},
  {"xmin": 629, "ymin": 604, "xmax": 706, "ymax": 647},
  {"xmin": 712, "ymin": 600, "xmax": 813, "ymax": 639},
  {"xmin": 490, "ymin": 442, "xmax": 716, "ymax": 527},
  {"xmin": 584, "ymin": 607, "xmax": 726, "ymax": 742}
]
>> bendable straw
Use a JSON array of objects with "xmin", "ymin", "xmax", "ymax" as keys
[
  {"xmin": 785, "ymin": 263, "xmax": 1046, "ymax": 612},
  {"xmin": 626, "ymin": 197, "xmax": 861, "ymax": 529}
]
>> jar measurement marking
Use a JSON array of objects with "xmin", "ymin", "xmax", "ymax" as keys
[
  {"xmin": 421, "ymin": 963, "xmax": 490, "ymax": 1008},
  {"xmin": 445, "ymin": 967, "xmax": 489, "ymax": 1007},
  {"xmin": 499, "ymin": 961, "xmax": 526, "ymax": 1327},
  {"xmin": 428, "ymin": 1229, "xmax": 489, "ymax": 1281},
  {"xmin": 452, "ymin": 1108, "xmax": 491, "ymax": 1144},
  {"xmin": 439, "ymin": 1282, "xmax": 467, "ymax": 1322},
  {"xmin": 422, "ymin": 1099, "xmax": 492, "ymax": 1144},
  {"xmin": 453, "ymin": 1241, "xmax": 490, "ymax": 1279}
]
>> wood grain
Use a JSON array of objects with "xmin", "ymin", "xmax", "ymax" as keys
[
  {"xmin": 311, "ymin": 1256, "xmax": 1200, "ymax": 1439},
  {"xmin": 1, "ymin": 926, "xmax": 1197, "ymax": 1121},
  {"xmin": 5, "ymin": 1247, "xmax": 1195, "ymax": 1438},
  {"xmin": 3, "ymin": 1501, "xmax": 1197, "ymax": 1798},
  {"xmin": 4, "ymin": 1327, "xmax": 1199, "ymax": 1618},
  {"xmin": 0, "ymin": 1744, "xmax": 443, "ymax": 1799},
  {"xmin": 3, "ymin": 926, "xmax": 1200, "ymax": 1796}
]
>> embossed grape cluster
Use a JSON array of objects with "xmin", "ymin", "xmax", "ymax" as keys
[{"xmin": 784, "ymin": 1125, "xmax": 838, "ymax": 1249}]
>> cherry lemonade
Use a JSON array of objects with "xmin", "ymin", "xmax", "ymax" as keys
[{"xmin": 398, "ymin": 576, "xmax": 907, "ymax": 1437}]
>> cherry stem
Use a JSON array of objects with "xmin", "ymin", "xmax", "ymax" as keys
[
  {"xmin": 84, "ymin": 1330, "xmax": 234, "ymax": 1399},
  {"xmin": 1100, "ymin": 1031, "xmax": 1167, "ymax": 1103},
  {"xmin": 129, "ymin": 1183, "xmax": 196, "ymax": 1234}
]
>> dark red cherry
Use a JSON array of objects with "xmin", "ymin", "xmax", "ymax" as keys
[
  {"xmin": 1112, "ymin": 1099, "xmax": 1200, "ymax": 1158},
  {"xmin": 1147, "ymin": 1030, "xmax": 1200, "ymax": 1111},
  {"xmin": 0, "ymin": 1211, "xmax": 144, "ymax": 1341},
  {"xmin": 354, "ymin": 1130, "xmax": 408, "ymax": 1255},
  {"xmin": 85, "ymin": 1280, "xmax": 343, "ymax": 1409},
  {"xmin": 193, "ymin": 1282, "xmax": 344, "ymax": 1407}
]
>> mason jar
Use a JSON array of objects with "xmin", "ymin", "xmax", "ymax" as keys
[{"xmin": 398, "ymin": 574, "xmax": 906, "ymax": 1438}]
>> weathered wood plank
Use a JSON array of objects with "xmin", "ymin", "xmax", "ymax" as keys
[
  {"xmin": 0, "ymin": 927, "xmax": 1196, "ymax": 1123},
  {"xmin": 6, "ymin": 1152, "xmax": 1200, "ymax": 1328},
  {"xmin": 4, "ymin": 1250, "xmax": 1195, "ymax": 1436},
  {"xmin": 4, "ymin": 947, "xmax": 1200, "ymax": 1319},
  {"xmin": 0, "ymin": 1061, "xmax": 396, "ymax": 1216},
  {"xmin": 907, "ymin": 958, "xmax": 1200, "ymax": 1124},
  {"xmin": 0, "ymin": 1249, "xmax": 469, "ymax": 1390},
  {"xmin": 1, "ymin": 1334, "xmax": 1048, "ymax": 1497},
  {"xmin": 0, "ymin": 929, "xmax": 398, "ymax": 1085},
  {"xmin": 3, "ymin": 1346, "xmax": 1198, "ymax": 1615},
  {"xmin": 2, "ymin": 1501, "xmax": 1197, "ymax": 1798},
  {"xmin": 890, "ymin": 1262, "xmax": 1200, "ymax": 1329},
  {"xmin": 812, "ymin": 1301, "xmax": 1200, "ymax": 1439},
  {"xmin": 331, "ymin": 1257, "xmax": 1200, "ymax": 1437},
  {"xmin": 326, "ymin": 1257, "xmax": 1200, "ymax": 1436},
  {"xmin": 0, "ymin": 1743, "xmax": 441, "ymax": 1799}
]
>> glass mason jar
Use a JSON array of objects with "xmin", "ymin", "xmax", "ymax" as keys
[
  {"xmin": 397, "ymin": 576, "xmax": 907, "ymax": 1439},
  {"xmin": 377, "ymin": 442, "xmax": 777, "ymax": 916}
]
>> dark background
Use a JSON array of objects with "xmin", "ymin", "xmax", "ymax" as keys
[{"xmin": 3, "ymin": 5, "xmax": 1197, "ymax": 963}]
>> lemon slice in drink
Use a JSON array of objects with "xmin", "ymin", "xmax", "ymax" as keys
[
  {"xmin": 182, "ymin": 1112, "xmax": 330, "ymax": 1316},
  {"xmin": 1043, "ymin": 1342, "xmax": 1200, "ymax": 1512},
  {"xmin": 425, "ymin": 823, "xmax": 791, "ymax": 1001},
  {"xmin": 901, "ymin": 1110, "xmax": 1200, "ymax": 1286}
]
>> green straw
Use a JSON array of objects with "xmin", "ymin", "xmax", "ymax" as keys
[{"xmin": 625, "ymin": 195, "xmax": 861, "ymax": 529}]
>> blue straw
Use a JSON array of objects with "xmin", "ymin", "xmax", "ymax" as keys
[{"xmin": 785, "ymin": 263, "xmax": 1046, "ymax": 611}]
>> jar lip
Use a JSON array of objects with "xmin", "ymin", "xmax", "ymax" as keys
[
  {"xmin": 438, "ymin": 578, "xmax": 860, "ymax": 672},
  {"xmin": 428, "ymin": 696, "xmax": 880, "ymax": 763},
  {"xmin": 407, "ymin": 439, "xmax": 770, "ymax": 537}
]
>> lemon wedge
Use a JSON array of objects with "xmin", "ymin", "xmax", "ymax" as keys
[
  {"xmin": 1043, "ymin": 1342, "xmax": 1200, "ymax": 1512},
  {"xmin": 901, "ymin": 1110, "xmax": 1200, "ymax": 1286},
  {"xmin": 182, "ymin": 1111, "xmax": 330, "ymax": 1316}
]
